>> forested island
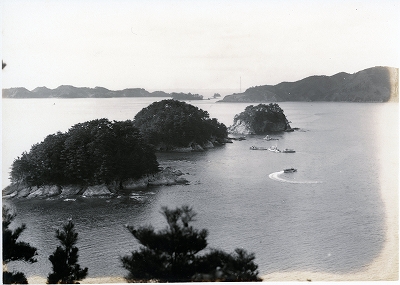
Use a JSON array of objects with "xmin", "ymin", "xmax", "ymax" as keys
[
  {"xmin": 228, "ymin": 103, "xmax": 292, "ymax": 134},
  {"xmin": 220, "ymin": 66, "xmax": 399, "ymax": 102},
  {"xmin": 133, "ymin": 99, "xmax": 229, "ymax": 151},
  {"xmin": 3, "ymin": 100, "xmax": 230, "ymax": 198},
  {"xmin": 171, "ymin": 92, "xmax": 203, "ymax": 100}
]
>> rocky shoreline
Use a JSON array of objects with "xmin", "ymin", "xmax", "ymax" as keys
[
  {"xmin": 2, "ymin": 167, "xmax": 189, "ymax": 199},
  {"xmin": 154, "ymin": 138, "xmax": 233, "ymax": 152}
]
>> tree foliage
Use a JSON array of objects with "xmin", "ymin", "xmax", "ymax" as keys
[
  {"xmin": 133, "ymin": 99, "xmax": 227, "ymax": 148},
  {"xmin": 10, "ymin": 119, "xmax": 159, "ymax": 187},
  {"xmin": 47, "ymin": 220, "xmax": 88, "ymax": 284},
  {"xmin": 2, "ymin": 206, "xmax": 37, "ymax": 284},
  {"xmin": 233, "ymin": 103, "xmax": 289, "ymax": 133},
  {"xmin": 121, "ymin": 205, "xmax": 260, "ymax": 282},
  {"xmin": 196, "ymin": 248, "xmax": 261, "ymax": 281}
]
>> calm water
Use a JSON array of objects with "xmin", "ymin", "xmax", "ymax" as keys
[{"xmin": 2, "ymin": 98, "xmax": 398, "ymax": 278}]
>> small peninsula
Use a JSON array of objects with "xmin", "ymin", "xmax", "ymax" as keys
[
  {"xmin": 133, "ymin": 99, "xmax": 230, "ymax": 151},
  {"xmin": 228, "ymin": 103, "xmax": 292, "ymax": 135}
]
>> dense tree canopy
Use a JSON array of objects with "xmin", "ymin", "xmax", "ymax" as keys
[
  {"xmin": 10, "ymin": 119, "xmax": 159, "ymax": 187},
  {"xmin": 133, "ymin": 99, "xmax": 227, "ymax": 148},
  {"xmin": 121, "ymin": 205, "xmax": 260, "ymax": 282},
  {"xmin": 232, "ymin": 103, "xmax": 290, "ymax": 133}
]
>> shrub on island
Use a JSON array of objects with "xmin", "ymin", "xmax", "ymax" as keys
[
  {"xmin": 228, "ymin": 103, "xmax": 292, "ymax": 134},
  {"xmin": 10, "ymin": 119, "xmax": 159, "ymax": 188},
  {"xmin": 133, "ymin": 99, "xmax": 228, "ymax": 151}
]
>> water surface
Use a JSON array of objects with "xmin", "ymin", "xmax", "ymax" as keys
[{"xmin": 3, "ymin": 99, "xmax": 396, "ymax": 278}]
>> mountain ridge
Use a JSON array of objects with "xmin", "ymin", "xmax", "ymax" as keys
[
  {"xmin": 3, "ymin": 66, "xmax": 398, "ymax": 101},
  {"xmin": 220, "ymin": 66, "xmax": 398, "ymax": 102},
  {"xmin": 2, "ymin": 85, "xmax": 170, "ymax": 98}
]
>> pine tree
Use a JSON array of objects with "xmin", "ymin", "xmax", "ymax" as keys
[
  {"xmin": 121, "ymin": 205, "xmax": 261, "ymax": 282},
  {"xmin": 47, "ymin": 220, "xmax": 88, "ymax": 284},
  {"xmin": 2, "ymin": 206, "xmax": 37, "ymax": 284},
  {"xmin": 121, "ymin": 205, "xmax": 208, "ymax": 282}
]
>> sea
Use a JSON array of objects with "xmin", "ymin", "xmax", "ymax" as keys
[{"xmin": 2, "ymin": 98, "xmax": 398, "ymax": 279}]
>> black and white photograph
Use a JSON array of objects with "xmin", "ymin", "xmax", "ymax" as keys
[{"xmin": 2, "ymin": 0, "xmax": 399, "ymax": 283}]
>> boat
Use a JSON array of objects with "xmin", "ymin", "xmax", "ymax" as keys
[
  {"xmin": 250, "ymin": 146, "xmax": 268, "ymax": 150},
  {"xmin": 282, "ymin": 148, "xmax": 295, "ymax": 153},
  {"xmin": 263, "ymin": 135, "xmax": 279, "ymax": 141},
  {"xmin": 283, "ymin": 168, "xmax": 297, "ymax": 173},
  {"xmin": 267, "ymin": 146, "xmax": 281, "ymax": 153}
]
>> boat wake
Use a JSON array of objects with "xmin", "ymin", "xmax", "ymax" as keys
[{"xmin": 269, "ymin": 171, "xmax": 322, "ymax": 184}]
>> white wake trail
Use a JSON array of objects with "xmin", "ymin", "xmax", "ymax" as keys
[{"xmin": 269, "ymin": 171, "xmax": 322, "ymax": 184}]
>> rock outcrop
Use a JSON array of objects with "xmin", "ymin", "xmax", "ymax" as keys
[{"xmin": 3, "ymin": 167, "xmax": 189, "ymax": 199}]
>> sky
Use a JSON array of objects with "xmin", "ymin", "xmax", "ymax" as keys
[{"xmin": 1, "ymin": 0, "xmax": 400, "ymax": 95}]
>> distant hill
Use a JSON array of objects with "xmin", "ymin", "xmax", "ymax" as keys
[
  {"xmin": 2, "ymin": 85, "xmax": 171, "ymax": 98},
  {"xmin": 220, "ymin": 66, "xmax": 399, "ymax": 102}
]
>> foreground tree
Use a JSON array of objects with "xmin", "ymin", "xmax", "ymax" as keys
[
  {"xmin": 121, "ymin": 205, "xmax": 261, "ymax": 282},
  {"xmin": 47, "ymin": 220, "xmax": 88, "ymax": 284},
  {"xmin": 3, "ymin": 206, "xmax": 37, "ymax": 284},
  {"xmin": 195, "ymin": 248, "xmax": 261, "ymax": 281}
]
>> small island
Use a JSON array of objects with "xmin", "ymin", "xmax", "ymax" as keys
[
  {"xmin": 171, "ymin": 92, "xmax": 203, "ymax": 100},
  {"xmin": 3, "ymin": 119, "xmax": 189, "ymax": 199},
  {"xmin": 3, "ymin": 100, "xmax": 231, "ymax": 198},
  {"xmin": 228, "ymin": 103, "xmax": 292, "ymax": 135},
  {"xmin": 133, "ymin": 99, "xmax": 230, "ymax": 151}
]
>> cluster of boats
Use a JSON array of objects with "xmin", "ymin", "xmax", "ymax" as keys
[
  {"xmin": 249, "ymin": 145, "xmax": 295, "ymax": 153},
  {"xmin": 249, "ymin": 134, "xmax": 297, "ymax": 173}
]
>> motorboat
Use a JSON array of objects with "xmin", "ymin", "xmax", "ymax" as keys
[
  {"xmin": 283, "ymin": 168, "xmax": 297, "ymax": 173},
  {"xmin": 282, "ymin": 149, "xmax": 295, "ymax": 153},
  {"xmin": 250, "ymin": 146, "xmax": 268, "ymax": 150},
  {"xmin": 263, "ymin": 135, "xmax": 279, "ymax": 141},
  {"xmin": 267, "ymin": 146, "xmax": 281, "ymax": 153}
]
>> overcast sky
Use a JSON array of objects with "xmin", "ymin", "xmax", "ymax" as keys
[{"xmin": 1, "ymin": 0, "xmax": 399, "ymax": 95}]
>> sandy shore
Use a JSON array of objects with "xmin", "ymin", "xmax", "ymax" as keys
[{"xmin": 27, "ymin": 276, "xmax": 127, "ymax": 284}]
